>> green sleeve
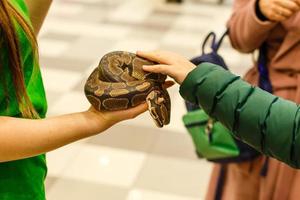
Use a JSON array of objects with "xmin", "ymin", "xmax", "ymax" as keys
[{"xmin": 180, "ymin": 62, "xmax": 300, "ymax": 168}]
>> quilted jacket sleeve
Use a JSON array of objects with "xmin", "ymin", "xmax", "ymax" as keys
[{"xmin": 180, "ymin": 62, "xmax": 300, "ymax": 168}]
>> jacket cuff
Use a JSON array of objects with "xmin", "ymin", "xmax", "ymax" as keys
[
  {"xmin": 249, "ymin": 0, "xmax": 276, "ymax": 29},
  {"xmin": 179, "ymin": 62, "xmax": 219, "ymax": 104},
  {"xmin": 179, "ymin": 63, "xmax": 216, "ymax": 104}
]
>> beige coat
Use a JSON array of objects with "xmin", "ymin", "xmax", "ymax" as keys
[{"xmin": 206, "ymin": 0, "xmax": 300, "ymax": 199}]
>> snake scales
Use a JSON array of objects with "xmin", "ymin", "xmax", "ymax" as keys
[{"xmin": 84, "ymin": 51, "xmax": 171, "ymax": 127}]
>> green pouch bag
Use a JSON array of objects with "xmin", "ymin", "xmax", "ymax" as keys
[{"xmin": 182, "ymin": 109, "xmax": 239, "ymax": 160}]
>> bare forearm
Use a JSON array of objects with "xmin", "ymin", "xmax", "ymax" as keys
[
  {"xmin": 0, "ymin": 111, "xmax": 109, "ymax": 162},
  {"xmin": 25, "ymin": 0, "xmax": 52, "ymax": 35}
]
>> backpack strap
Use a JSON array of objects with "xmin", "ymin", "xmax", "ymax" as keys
[
  {"xmin": 212, "ymin": 29, "xmax": 229, "ymax": 52},
  {"xmin": 258, "ymin": 43, "xmax": 273, "ymax": 93},
  {"xmin": 214, "ymin": 164, "xmax": 227, "ymax": 200},
  {"xmin": 202, "ymin": 29, "xmax": 229, "ymax": 54},
  {"xmin": 202, "ymin": 32, "xmax": 216, "ymax": 54}
]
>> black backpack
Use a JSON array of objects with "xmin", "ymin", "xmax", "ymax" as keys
[
  {"xmin": 185, "ymin": 30, "xmax": 273, "ymax": 200},
  {"xmin": 185, "ymin": 30, "xmax": 264, "ymax": 163}
]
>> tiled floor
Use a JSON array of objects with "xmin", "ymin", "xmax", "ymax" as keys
[{"xmin": 41, "ymin": 0, "xmax": 252, "ymax": 199}]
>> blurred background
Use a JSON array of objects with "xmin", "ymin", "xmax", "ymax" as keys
[{"xmin": 41, "ymin": 0, "xmax": 252, "ymax": 199}]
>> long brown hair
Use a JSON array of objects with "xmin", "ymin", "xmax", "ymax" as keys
[{"xmin": 0, "ymin": 0, "xmax": 39, "ymax": 118}]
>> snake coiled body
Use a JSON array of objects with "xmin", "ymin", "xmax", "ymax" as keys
[{"xmin": 84, "ymin": 51, "xmax": 171, "ymax": 127}]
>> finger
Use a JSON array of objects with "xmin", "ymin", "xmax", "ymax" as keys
[
  {"xmin": 276, "ymin": 0, "xmax": 300, "ymax": 12},
  {"xmin": 271, "ymin": 12, "xmax": 289, "ymax": 21},
  {"xmin": 295, "ymin": 0, "xmax": 300, "ymax": 7},
  {"xmin": 274, "ymin": 5, "xmax": 294, "ymax": 17},
  {"xmin": 142, "ymin": 64, "xmax": 171, "ymax": 75},
  {"xmin": 163, "ymin": 80, "xmax": 176, "ymax": 89},
  {"xmin": 114, "ymin": 103, "xmax": 148, "ymax": 120},
  {"xmin": 129, "ymin": 103, "xmax": 148, "ymax": 116},
  {"xmin": 137, "ymin": 50, "xmax": 173, "ymax": 65}
]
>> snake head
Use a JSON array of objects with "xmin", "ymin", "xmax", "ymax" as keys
[{"xmin": 146, "ymin": 90, "xmax": 171, "ymax": 128}]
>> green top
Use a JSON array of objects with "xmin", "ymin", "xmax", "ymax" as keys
[
  {"xmin": 180, "ymin": 63, "xmax": 300, "ymax": 168},
  {"xmin": 0, "ymin": 0, "xmax": 48, "ymax": 199}
]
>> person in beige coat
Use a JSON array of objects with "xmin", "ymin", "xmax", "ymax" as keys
[{"xmin": 206, "ymin": 0, "xmax": 300, "ymax": 199}]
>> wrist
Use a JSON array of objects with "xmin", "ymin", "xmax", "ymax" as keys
[
  {"xmin": 178, "ymin": 65, "xmax": 196, "ymax": 84},
  {"xmin": 178, "ymin": 71, "xmax": 191, "ymax": 85},
  {"xmin": 83, "ymin": 109, "xmax": 114, "ymax": 135}
]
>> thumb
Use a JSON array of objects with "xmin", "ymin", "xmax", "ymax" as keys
[{"xmin": 116, "ymin": 103, "xmax": 148, "ymax": 121}]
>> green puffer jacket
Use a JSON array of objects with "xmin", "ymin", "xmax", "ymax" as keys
[{"xmin": 180, "ymin": 62, "xmax": 300, "ymax": 169}]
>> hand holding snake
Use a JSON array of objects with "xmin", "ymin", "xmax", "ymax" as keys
[{"xmin": 84, "ymin": 51, "xmax": 172, "ymax": 128}]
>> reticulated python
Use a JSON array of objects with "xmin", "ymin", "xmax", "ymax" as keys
[{"xmin": 84, "ymin": 51, "xmax": 171, "ymax": 127}]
